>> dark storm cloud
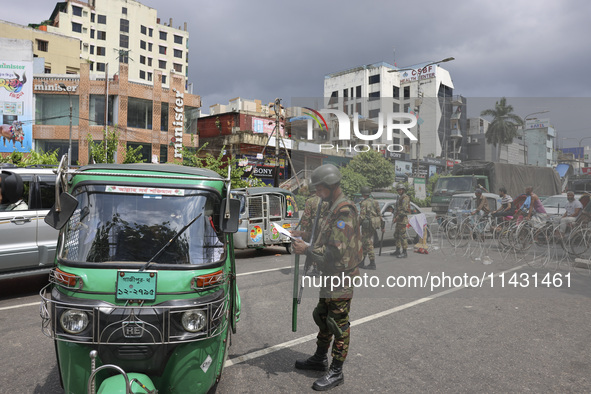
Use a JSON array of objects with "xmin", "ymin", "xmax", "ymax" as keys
[{"xmin": 6, "ymin": 0, "xmax": 591, "ymax": 142}]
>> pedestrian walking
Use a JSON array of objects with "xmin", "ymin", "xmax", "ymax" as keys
[{"xmin": 359, "ymin": 186, "xmax": 382, "ymax": 270}]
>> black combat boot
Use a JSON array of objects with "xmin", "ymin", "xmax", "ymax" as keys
[
  {"xmin": 312, "ymin": 359, "xmax": 344, "ymax": 391},
  {"xmin": 397, "ymin": 249, "xmax": 408, "ymax": 258},
  {"xmin": 360, "ymin": 254, "xmax": 367, "ymax": 268},
  {"xmin": 390, "ymin": 247, "xmax": 401, "ymax": 257},
  {"xmin": 295, "ymin": 346, "xmax": 328, "ymax": 371},
  {"xmin": 365, "ymin": 259, "xmax": 376, "ymax": 270}
]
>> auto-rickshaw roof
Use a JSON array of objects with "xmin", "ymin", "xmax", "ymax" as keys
[
  {"xmin": 78, "ymin": 163, "xmax": 222, "ymax": 179},
  {"xmin": 233, "ymin": 186, "xmax": 294, "ymax": 197}
]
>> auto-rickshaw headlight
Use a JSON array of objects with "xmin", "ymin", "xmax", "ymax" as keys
[
  {"xmin": 60, "ymin": 309, "xmax": 89, "ymax": 334},
  {"xmin": 182, "ymin": 310, "xmax": 207, "ymax": 333}
]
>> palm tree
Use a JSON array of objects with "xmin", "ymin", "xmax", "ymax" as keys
[{"xmin": 480, "ymin": 97, "xmax": 523, "ymax": 161}]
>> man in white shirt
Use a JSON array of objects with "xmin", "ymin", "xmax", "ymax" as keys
[{"xmin": 558, "ymin": 191, "xmax": 583, "ymax": 234}]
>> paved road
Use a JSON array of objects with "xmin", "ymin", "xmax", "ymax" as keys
[{"xmin": 1, "ymin": 240, "xmax": 590, "ymax": 393}]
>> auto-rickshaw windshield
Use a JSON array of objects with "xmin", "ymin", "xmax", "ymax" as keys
[{"xmin": 59, "ymin": 185, "xmax": 224, "ymax": 265}]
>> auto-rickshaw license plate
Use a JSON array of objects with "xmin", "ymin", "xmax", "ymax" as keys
[{"xmin": 116, "ymin": 271, "xmax": 157, "ymax": 301}]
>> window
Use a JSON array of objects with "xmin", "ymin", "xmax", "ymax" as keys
[
  {"xmin": 89, "ymin": 62, "xmax": 93, "ymax": 71},
  {"xmin": 147, "ymin": 72, "xmax": 152, "ymax": 82},
  {"xmin": 120, "ymin": 19, "xmax": 129, "ymax": 33},
  {"xmin": 120, "ymin": 34, "xmax": 129, "ymax": 48},
  {"xmin": 328, "ymin": 90, "xmax": 338, "ymax": 105},
  {"xmin": 148, "ymin": 28, "xmax": 153, "ymax": 37},
  {"xmin": 72, "ymin": 22, "xmax": 82, "ymax": 33},
  {"xmin": 90, "ymin": 45, "xmax": 94, "ymax": 55},
  {"xmin": 97, "ymin": 31, "xmax": 106, "ymax": 40},
  {"xmin": 97, "ymin": 47, "xmax": 105, "ymax": 56},
  {"xmin": 159, "ymin": 45, "xmax": 166, "ymax": 55},
  {"xmin": 159, "ymin": 60, "xmax": 166, "ymax": 69},
  {"xmin": 403, "ymin": 103, "xmax": 410, "ymax": 113},
  {"xmin": 369, "ymin": 109, "xmax": 380, "ymax": 118},
  {"xmin": 36, "ymin": 40, "xmax": 48, "ymax": 52},
  {"xmin": 393, "ymin": 86, "xmax": 399, "ymax": 97},
  {"xmin": 161, "ymin": 102, "xmax": 168, "ymax": 131},
  {"xmin": 160, "ymin": 144, "xmax": 168, "ymax": 163},
  {"xmin": 369, "ymin": 74, "xmax": 380, "ymax": 84},
  {"xmin": 96, "ymin": 63, "xmax": 105, "ymax": 72},
  {"xmin": 127, "ymin": 97, "xmax": 153, "ymax": 129},
  {"xmin": 148, "ymin": 43, "xmax": 152, "ymax": 51},
  {"xmin": 44, "ymin": 66, "xmax": 51, "ymax": 73},
  {"xmin": 147, "ymin": 57, "xmax": 152, "ymax": 66},
  {"xmin": 35, "ymin": 94, "xmax": 80, "ymax": 126},
  {"xmin": 393, "ymin": 103, "xmax": 400, "ymax": 112},
  {"xmin": 89, "ymin": 94, "xmax": 114, "ymax": 126},
  {"xmin": 140, "ymin": 40, "xmax": 146, "ymax": 50},
  {"xmin": 174, "ymin": 35, "xmax": 183, "ymax": 44},
  {"xmin": 343, "ymin": 89, "xmax": 348, "ymax": 98},
  {"xmin": 140, "ymin": 55, "xmax": 146, "ymax": 65},
  {"xmin": 91, "ymin": 13, "xmax": 95, "ymax": 22},
  {"xmin": 173, "ymin": 63, "xmax": 182, "ymax": 73},
  {"xmin": 404, "ymin": 86, "xmax": 410, "ymax": 98},
  {"xmin": 162, "ymin": 75, "xmax": 167, "ymax": 84},
  {"xmin": 97, "ymin": 14, "xmax": 106, "ymax": 24},
  {"xmin": 90, "ymin": 29, "xmax": 95, "ymax": 39},
  {"xmin": 174, "ymin": 49, "xmax": 183, "ymax": 58},
  {"xmin": 140, "ymin": 70, "xmax": 146, "ymax": 79},
  {"xmin": 141, "ymin": 25, "xmax": 146, "ymax": 35},
  {"xmin": 369, "ymin": 91, "xmax": 380, "ymax": 101},
  {"xmin": 159, "ymin": 31, "xmax": 167, "ymax": 40},
  {"xmin": 356, "ymin": 85, "xmax": 362, "ymax": 97},
  {"xmin": 122, "ymin": 7, "xmax": 127, "ymax": 14},
  {"xmin": 72, "ymin": 5, "xmax": 82, "ymax": 17},
  {"xmin": 119, "ymin": 55, "xmax": 129, "ymax": 64}
]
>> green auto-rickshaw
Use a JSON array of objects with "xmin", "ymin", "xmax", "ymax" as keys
[{"xmin": 40, "ymin": 157, "xmax": 241, "ymax": 394}]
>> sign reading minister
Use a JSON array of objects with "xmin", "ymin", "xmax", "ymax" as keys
[{"xmin": 172, "ymin": 88, "xmax": 185, "ymax": 159}]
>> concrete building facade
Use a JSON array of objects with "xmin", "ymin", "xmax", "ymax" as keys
[{"xmin": 38, "ymin": 0, "xmax": 189, "ymax": 88}]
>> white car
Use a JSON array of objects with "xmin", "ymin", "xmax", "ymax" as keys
[
  {"xmin": 0, "ymin": 166, "xmax": 58, "ymax": 279},
  {"xmin": 377, "ymin": 199, "xmax": 437, "ymax": 244},
  {"xmin": 541, "ymin": 194, "xmax": 586, "ymax": 217}
]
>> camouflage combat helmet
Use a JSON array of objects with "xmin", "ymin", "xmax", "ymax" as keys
[
  {"xmin": 310, "ymin": 164, "xmax": 342, "ymax": 186},
  {"xmin": 360, "ymin": 186, "xmax": 371, "ymax": 195},
  {"xmin": 396, "ymin": 184, "xmax": 407, "ymax": 191}
]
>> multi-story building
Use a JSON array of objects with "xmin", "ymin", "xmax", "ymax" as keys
[
  {"xmin": 0, "ymin": 21, "xmax": 81, "ymax": 74},
  {"xmin": 323, "ymin": 60, "xmax": 456, "ymax": 161},
  {"xmin": 37, "ymin": 0, "xmax": 189, "ymax": 88},
  {"xmin": 30, "ymin": 62, "xmax": 200, "ymax": 164},
  {"xmin": 523, "ymin": 118, "xmax": 556, "ymax": 167}
]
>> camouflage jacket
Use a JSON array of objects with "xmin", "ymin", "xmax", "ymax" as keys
[
  {"xmin": 360, "ymin": 197, "xmax": 381, "ymax": 229},
  {"xmin": 395, "ymin": 193, "xmax": 411, "ymax": 220},
  {"xmin": 299, "ymin": 195, "xmax": 329, "ymax": 242},
  {"xmin": 308, "ymin": 193, "xmax": 363, "ymax": 279}
]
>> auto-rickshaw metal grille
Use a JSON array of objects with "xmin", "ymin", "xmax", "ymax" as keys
[
  {"xmin": 40, "ymin": 285, "xmax": 229, "ymax": 345},
  {"xmin": 248, "ymin": 196, "xmax": 263, "ymax": 219}
]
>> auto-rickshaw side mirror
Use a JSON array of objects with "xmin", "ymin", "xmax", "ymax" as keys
[
  {"xmin": 44, "ymin": 192, "xmax": 79, "ymax": 230},
  {"xmin": 219, "ymin": 198, "xmax": 241, "ymax": 233}
]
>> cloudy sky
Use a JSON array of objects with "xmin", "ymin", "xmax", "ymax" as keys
[{"xmin": 6, "ymin": 0, "xmax": 591, "ymax": 145}]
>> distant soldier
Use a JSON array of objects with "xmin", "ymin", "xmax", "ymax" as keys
[
  {"xmin": 359, "ymin": 186, "xmax": 381, "ymax": 270},
  {"xmin": 391, "ymin": 184, "xmax": 411, "ymax": 258},
  {"xmin": 298, "ymin": 183, "xmax": 329, "ymax": 242},
  {"xmin": 292, "ymin": 164, "xmax": 362, "ymax": 391}
]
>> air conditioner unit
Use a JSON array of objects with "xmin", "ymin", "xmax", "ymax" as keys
[{"xmin": 83, "ymin": 42, "xmax": 89, "ymax": 47}]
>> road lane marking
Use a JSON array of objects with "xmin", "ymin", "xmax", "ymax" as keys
[
  {"xmin": 225, "ymin": 262, "xmax": 527, "ymax": 367},
  {"xmin": 0, "ymin": 302, "xmax": 39, "ymax": 311}
]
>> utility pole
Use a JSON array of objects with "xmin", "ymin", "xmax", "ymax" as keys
[
  {"xmin": 58, "ymin": 83, "xmax": 72, "ymax": 166},
  {"xmin": 272, "ymin": 98, "xmax": 282, "ymax": 187}
]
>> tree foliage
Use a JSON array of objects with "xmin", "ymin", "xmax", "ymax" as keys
[
  {"xmin": 480, "ymin": 97, "xmax": 523, "ymax": 148},
  {"xmin": 344, "ymin": 150, "xmax": 395, "ymax": 191},
  {"xmin": 1, "ymin": 149, "xmax": 59, "ymax": 167},
  {"xmin": 87, "ymin": 127, "xmax": 145, "ymax": 164},
  {"xmin": 182, "ymin": 143, "xmax": 264, "ymax": 188},
  {"xmin": 340, "ymin": 165, "xmax": 368, "ymax": 199}
]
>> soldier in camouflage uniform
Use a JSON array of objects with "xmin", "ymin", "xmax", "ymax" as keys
[
  {"xmin": 298, "ymin": 183, "xmax": 329, "ymax": 240},
  {"xmin": 293, "ymin": 164, "xmax": 362, "ymax": 391},
  {"xmin": 391, "ymin": 184, "xmax": 411, "ymax": 258},
  {"xmin": 359, "ymin": 186, "xmax": 381, "ymax": 270}
]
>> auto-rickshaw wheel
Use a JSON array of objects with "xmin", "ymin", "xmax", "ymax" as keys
[{"xmin": 285, "ymin": 243, "xmax": 293, "ymax": 254}]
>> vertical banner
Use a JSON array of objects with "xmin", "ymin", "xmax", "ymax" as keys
[
  {"xmin": 414, "ymin": 177, "xmax": 426, "ymax": 200},
  {"xmin": 0, "ymin": 61, "xmax": 33, "ymax": 153}
]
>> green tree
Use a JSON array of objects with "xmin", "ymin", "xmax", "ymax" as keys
[
  {"xmin": 340, "ymin": 165, "xmax": 368, "ymax": 199},
  {"xmin": 182, "ymin": 143, "xmax": 263, "ymax": 188},
  {"xmin": 344, "ymin": 150, "xmax": 395, "ymax": 191},
  {"xmin": 87, "ymin": 127, "xmax": 145, "ymax": 164},
  {"xmin": 480, "ymin": 97, "xmax": 523, "ymax": 160},
  {"xmin": 1, "ymin": 149, "xmax": 59, "ymax": 167}
]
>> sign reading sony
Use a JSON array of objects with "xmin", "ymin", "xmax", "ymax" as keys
[{"xmin": 305, "ymin": 109, "xmax": 418, "ymax": 153}]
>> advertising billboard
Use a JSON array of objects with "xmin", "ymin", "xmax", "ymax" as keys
[{"xmin": 0, "ymin": 60, "xmax": 33, "ymax": 153}]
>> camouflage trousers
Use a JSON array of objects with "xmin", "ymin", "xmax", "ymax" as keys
[
  {"xmin": 315, "ymin": 297, "xmax": 352, "ymax": 362},
  {"xmin": 361, "ymin": 231, "xmax": 376, "ymax": 260},
  {"xmin": 394, "ymin": 217, "xmax": 408, "ymax": 250}
]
